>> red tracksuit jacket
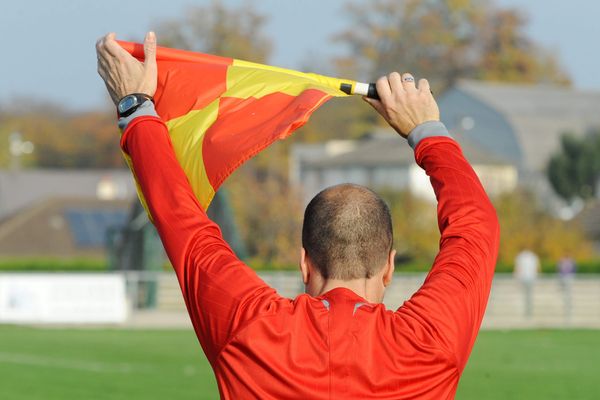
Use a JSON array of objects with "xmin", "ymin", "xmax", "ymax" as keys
[{"xmin": 121, "ymin": 116, "xmax": 500, "ymax": 399}]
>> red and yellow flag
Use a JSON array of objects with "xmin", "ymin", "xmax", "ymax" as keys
[{"xmin": 118, "ymin": 41, "xmax": 366, "ymax": 211}]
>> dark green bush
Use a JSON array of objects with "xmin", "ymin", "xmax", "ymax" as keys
[
  {"xmin": 0, "ymin": 258, "xmax": 107, "ymax": 272},
  {"xmin": 3, "ymin": 258, "xmax": 600, "ymax": 274}
]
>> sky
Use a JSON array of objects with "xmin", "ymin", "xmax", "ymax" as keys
[{"xmin": 0, "ymin": 0, "xmax": 598, "ymax": 111}]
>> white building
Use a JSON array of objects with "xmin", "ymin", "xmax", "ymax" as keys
[
  {"xmin": 291, "ymin": 130, "xmax": 517, "ymax": 206},
  {"xmin": 293, "ymin": 80, "xmax": 600, "ymax": 211}
]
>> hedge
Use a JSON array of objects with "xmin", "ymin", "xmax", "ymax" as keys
[
  {"xmin": 2, "ymin": 258, "xmax": 600, "ymax": 274},
  {"xmin": 0, "ymin": 258, "xmax": 108, "ymax": 272}
]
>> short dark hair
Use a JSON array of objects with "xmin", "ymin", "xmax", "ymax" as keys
[{"xmin": 302, "ymin": 183, "xmax": 393, "ymax": 280}]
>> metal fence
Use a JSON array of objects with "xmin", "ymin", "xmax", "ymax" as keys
[
  {"xmin": 2, "ymin": 271, "xmax": 597, "ymax": 328},
  {"xmin": 121, "ymin": 271, "xmax": 600, "ymax": 329}
]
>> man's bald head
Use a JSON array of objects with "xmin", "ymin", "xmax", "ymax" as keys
[{"xmin": 302, "ymin": 184, "xmax": 393, "ymax": 280}]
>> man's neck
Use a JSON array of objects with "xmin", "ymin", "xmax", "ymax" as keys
[{"xmin": 316, "ymin": 278, "xmax": 382, "ymax": 303}]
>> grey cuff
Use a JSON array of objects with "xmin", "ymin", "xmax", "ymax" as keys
[
  {"xmin": 407, "ymin": 121, "xmax": 452, "ymax": 149},
  {"xmin": 118, "ymin": 101, "xmax": 159, "ymax": 131}
]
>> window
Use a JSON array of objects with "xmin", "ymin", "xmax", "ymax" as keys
[{"xmin": 64, "ymin": 209, "xmax": 128, "ymax": 248}]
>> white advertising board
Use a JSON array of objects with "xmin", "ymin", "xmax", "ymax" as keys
[{"xmin": 0, "ymin": 274, "xmax": 128, "ymax": 324}]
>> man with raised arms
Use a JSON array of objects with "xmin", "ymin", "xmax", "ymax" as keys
[{"xmin": 97, "ymin": 32, "xmax": 499, "ymax": 399}]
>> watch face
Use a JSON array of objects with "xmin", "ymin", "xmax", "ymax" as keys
[{"xmin": 118, "ymin": 96, "xmax": 136, "ymax": 114}]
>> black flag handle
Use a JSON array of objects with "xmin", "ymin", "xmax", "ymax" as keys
[
  {"xmin": 339, "ymin": 82, "xmax": 379, "ymax": 99},
  {"xmin": 366, "ymin": 83, "xmax": 380, "ymax": 100},
  {"xmin": 340, "ymin": 81, "xmax": 431, "ymax": 100}
]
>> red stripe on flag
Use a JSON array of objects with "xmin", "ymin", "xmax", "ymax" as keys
[
  {"xmin": 118, "ymin": 41, "xmax": 232, "ymax": 121},
  {"xmin": 202, "ymin": 89, "xmax": 332, "ymax": 189},
  {"xmin": 117, "ymin": 40, "xmax": 233, "ymax": 65},
  {"xmin": 155, "ymin": 61, "xmax": 229, "ymax": 121}
]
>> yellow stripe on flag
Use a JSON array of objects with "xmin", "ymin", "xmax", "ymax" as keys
[
  {"xmin": 122, "ymin": 152, "xmax": 154, "ymax": 220},
  {"xmin": 230, "ymin": 59, "xmax": 354, "ymax": 98},
  {"xmin": 166, "ymin": 100, "xmax": 221, "ymax": 209}
]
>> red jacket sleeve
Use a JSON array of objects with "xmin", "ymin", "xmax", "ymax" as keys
[
  {"xmin": 396, "ymin": 137, "xmax": 500, "ymax": 372},
  {"xmin": 121, "ymin": 116, "xmax": 281, "ymax": 364}
]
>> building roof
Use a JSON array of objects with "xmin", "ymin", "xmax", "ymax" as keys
[
  {"xmin": 443, "ymin": 80, "xmax": 600, "ymax": 173},
  {"xmin": 307, "ymin": 135, "xmax": 414, "ymax": 168},
  {"xmin": 303, "ymin": 130, "xmax": 510, "ymax": 169},
  {"xmin": 0, "ymin": 197, "xmax": 131, "ymax": 258},
  {"xmin": 0, "ymin": 169, "xmax": 135, "ymax": 219}
]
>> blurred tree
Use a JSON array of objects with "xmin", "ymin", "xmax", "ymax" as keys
[
  {"xmin": 294, "ymin": 97, "xmax": 376, "ymax": 143},
  {"xmin": 0, "ymin": 103, "xmax": 122, "ymax": 169},
  {"xmin": 226, "ymin": 144, "xmax": 304, "ymax": 267},
  {"xmin": 33, "ymin": 112, "xmax": 122, "ymax": 168},
  {"xmin": 379, "ymin": 188, "xmax": 595, "ymax": 267},
  {"xmin": 494, "ymin": 190, "xmax": 594, "ymax": 264},
  {"xmin": 156, "ymin": 1, "xmax": 272, "ymax": 62},
  {"xmin": 478, "ymin": 9, "xmax": 570, "ymax": 84},
  {"xmin": 334, "ymin": 0, "xmax": 484, "ymax": 91},
  {"xmin": 334, "ymin": 0, "xmax": 570, "ymax": 92},
  {"xmin": 295, "ymin": 0, "xmax": 572, "ymax": 152},
  {"xmin": 379, "ymin": 189, "xmax": 440, "ymax": 263},
  {"xmin": 548, "ymin": 130, "xmax": 600, "ymax": 202}
]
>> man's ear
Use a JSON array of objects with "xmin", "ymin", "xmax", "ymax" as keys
[
  {"xmin": 383, "ymin": 249, "xmax": 396, "ymax": 287},
  {"xmin": 300, "ymin": 247, "xmax": 310, "ymax": 285}
]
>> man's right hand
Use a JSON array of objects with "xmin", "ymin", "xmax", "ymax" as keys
[
  {"xmin": 363, "ymin": 72, "xmax": 440, "ymax": 138},
  {"xmin": 96, "ymin": 32, "xmax": 158, "ymax": 106}
]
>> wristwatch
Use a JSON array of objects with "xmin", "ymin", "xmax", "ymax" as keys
[{"xmin": 117, "ymin": 93, "xmax": 153, "ymax": 118}]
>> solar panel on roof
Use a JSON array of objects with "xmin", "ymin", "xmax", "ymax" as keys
[{"xmin": 64, "ymin": 209, "xmax": 128, "ymax": 248}]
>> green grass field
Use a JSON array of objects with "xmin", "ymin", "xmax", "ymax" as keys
[{"xmin": 0, "ymin": 326, "xmax": 598, "ymax": 399}]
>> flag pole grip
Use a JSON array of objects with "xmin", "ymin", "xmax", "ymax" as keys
[
  {"xmin": 366, "ymin": 83, "xmax": 380, "ymax": 100},
  {"xmin": 350, "ymin": 82, "xmax": 431, "ymax": 99},
  {"xmin": 347, "ymin": 82, "xmax": 380, "ymax": 100},
  {"xmin": 346, "ymin": 82, "xmax": 379, "ymax": 100}
]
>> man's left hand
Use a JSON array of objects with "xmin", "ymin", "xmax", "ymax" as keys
[{"xmin": 96, "ymin": 32, "xmax": 157, "ymax": 105}]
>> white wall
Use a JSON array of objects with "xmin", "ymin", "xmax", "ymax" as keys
[
  {"xmin": 301, "ymin": 166, "xmax": 411, "ymax": 205},
  {"xmin": 0, "ymin": 273, "xmax": 128, "ymax": 324}
]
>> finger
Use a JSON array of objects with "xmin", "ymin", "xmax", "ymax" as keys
[
  {"xmin": 375, "ymin": 76, "xmax": 392, "ymax": 102},
  {"xmin": 97, "ymin": 48, "xmax": 118, "ymax": 72},
  {"xmin": 103, "ymin": 32, "xmax": 129, "ymax": 59},
  {"xmin": 96, "ymin": 44, "xmax": 113, "ymax": 63},
  {"xmin": 418, "ymin": 78, "xmax": 431, "ymax": 94},
  {"xmin": 96, "ymin": 35, "xmax": 111, "ymax": 60},
  {"xmin": 97, "ymin": 60, "xmax": 115, "ymax": 89},
  {"xmin": 362, "ymin": 96, "xmax": 385, "ymax": 116},
  {"xmin": 143, "ymin": 31, "xmax": 157, "ymax": 71},
  {"xmin": 388, "ymin": 72, "xmax": 403, "ymax": 94},
  {"xmin": 95, "ymin": 36, "xmax": 104, "ymax": 54},
  {"xmin": 97, "ymin": 62, "xmax": 106, "ymax": 80},
  {"xmin": 97, "ymin": 56, "xmax": 110, "ymax": 76},
  {"xmin": 401, "ymin": 72, "xmax": 416, "ymax": 91},
  {"xmin": 100, "ymin": 33, "xmax": 118, "ymax": 56}
]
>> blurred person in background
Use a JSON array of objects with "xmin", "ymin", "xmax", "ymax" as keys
[
  {"xmin": 557, "ymin": 255, "xmax": 576, "ymax": 324},
  {"xmin": 96, "ymin": 32, "xmax": 499, "ymax": 399},
  {"xmin": 514, "ymin": 249, "xmax": 540, "ymax": 318}
]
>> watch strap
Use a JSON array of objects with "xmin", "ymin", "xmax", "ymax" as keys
[
  {"xmin": 117, "ymin": 93, "xmax": 154, "ymax": 118},
  {"xmin": 118, "ymin": 100, "xmax": 158, "ymax": 132}
]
